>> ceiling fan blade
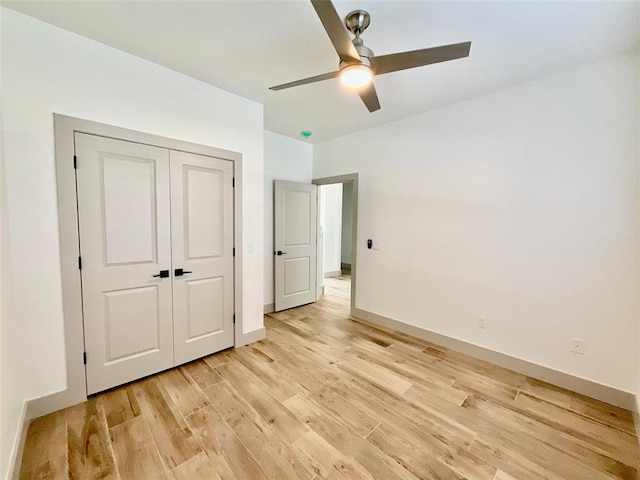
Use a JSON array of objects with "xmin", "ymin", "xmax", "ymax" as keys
[
  {"xmin": 357, "ymin": 82, "xmax": 381, "ymax": 112},
  {"xmin": 269, "ymin": 71, "xmax": 340, "ymax": 91},
  {"xmin": 311, "ymin": 0, "xmax": 360, "ymax": 63},
  {"xmin": 373, "ymin": 42, "xmax": 471, "ymax": 76}
]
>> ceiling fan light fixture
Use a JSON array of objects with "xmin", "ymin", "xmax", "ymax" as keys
[
  {"xmin": 339, "ymin": 64, "xmax": 373, "ymax": 89},
  {"xmin": 268, "ymin": 0, "xmax": 472, "ymax": 113}
]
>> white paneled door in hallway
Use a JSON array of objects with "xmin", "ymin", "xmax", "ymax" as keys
[
  {"xmin": 274, "ymin": 180, "xmax": 318, "ymax": 312},
  {"xmin": 75, "ymin": 133, "xmax": 234, "ymax": 395}
]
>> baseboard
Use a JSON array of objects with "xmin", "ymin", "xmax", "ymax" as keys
[
  {"xmin": 351, "ymin": 307, "xmax": 636, "ymax": 411},
  {"xmin": 236, "ymin": 327, "xmax": 266, "ymax": 347},
  {"xmin": 263, "ymin": 303, "xmax": 274, "ymax": 314},
  {"xmin": 7, "ymin": 400, "xmax": 31, "ymax": 480},
  {"xmin": 324, "ymin": 270, "xmax": 341, "ymax": 278},
  {"xmin": 28, "ymin": 388, "xmax": 79, "ymax": 420},
  {"xmin": 341, "ymin": 263, "xmax": 351, "ymax": 271}
]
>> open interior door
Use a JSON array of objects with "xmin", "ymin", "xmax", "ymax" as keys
[{"xmin": 274, "ymin": 180, "xmax": 318, "ymax": 312}]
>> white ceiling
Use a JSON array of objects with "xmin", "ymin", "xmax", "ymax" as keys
[{"xmin": 4, "ymin": 1, "xmax": 640, "ymax": 143}]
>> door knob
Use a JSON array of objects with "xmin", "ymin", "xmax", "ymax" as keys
[
  {"xmin": 276, "ymin": 251, "xmax": 288, "ymax": 256},
  {"xmin": 174, "ymin": 268, "xmax": 193, "ymax": 276},
  {"xmin": 152, "ymin": 270, "xmax": 170, "ymax": 278}
]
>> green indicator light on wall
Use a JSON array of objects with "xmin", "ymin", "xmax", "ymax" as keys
[{"xmin": 300, "ymin": 130, "xmax": 312, "ymax": 138}]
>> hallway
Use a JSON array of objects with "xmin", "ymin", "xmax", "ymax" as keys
[{"xmin": 322, "ymin": 273, "xmax": 351, "ymax": 303}]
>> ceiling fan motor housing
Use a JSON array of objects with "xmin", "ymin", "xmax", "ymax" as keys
[
  {"xmin": 340, "ymin": 41, "xmax": 374, "ymax": 72},
  {"xmin": 354, "ymin": 41, "xmax": 373, "ymax": 60}
]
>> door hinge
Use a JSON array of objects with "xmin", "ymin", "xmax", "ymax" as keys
[
  {"xmin": 73, "ymin": 155, "xmax": 77, "ymax": 169},
  {"xmin": 233, "ymin": 247, "xmax": 235, "ymax": 257},
  {"xmin": 232, "ymin": 178, "xmax": 235, "ymax": 188},
  {"xmin": 78, "ymin": 256, "xmax": 82, "ymax": 270},
  {"xmin": 83, "ymin": 352, "xmax": 87, "ymax": 365},
  {"xmin": 233, "ymin": 314, "xmax": 236, "ymax": 324}
]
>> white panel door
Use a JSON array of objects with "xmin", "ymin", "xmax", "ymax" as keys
[
  {"xmin": 75, "ymin": 133, "xmax": 173, "ymax": 395},
  {"xmin": 170, "ymin": 150, "xmax": 234, "ymax": 365},
  {"xmin": 274, "ymin": 180, "xmax": 317, "ymax": 311}
]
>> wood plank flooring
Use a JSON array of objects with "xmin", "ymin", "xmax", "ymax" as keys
[{"xmin": 19, "ymin": 275, "xmax": 640, "ymax": 479}]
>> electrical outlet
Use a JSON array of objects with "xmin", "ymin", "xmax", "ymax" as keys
[
  {"xmin": 571, "ymin": 338, "xmax": 585, "ymax": 355},
  {"xmin": 477, "ymin": 316, "xmax": 487, "ymax": 329},
  {"xmin": 247, "ymin": 241, "xmax": 255, "ymax": 253}
]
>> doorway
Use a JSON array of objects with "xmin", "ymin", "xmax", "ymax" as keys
[{"xmin": 313, "ymin": 173, "xmax": 358, "ymax": 316}]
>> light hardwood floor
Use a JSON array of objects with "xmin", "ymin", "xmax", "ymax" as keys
[{"xmin": 19, "ymin": 275, "xmax": 640, "ymax": 479}]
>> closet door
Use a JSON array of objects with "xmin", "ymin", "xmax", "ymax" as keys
[
  {"xmin": 75, "ymin": 133, "xmax": 174, "ymax": 395},
  {"xmin": 170, "ymin": 150, "xmax": 235, "ymax": 365}
]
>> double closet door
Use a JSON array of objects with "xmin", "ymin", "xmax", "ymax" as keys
[{"xmin": 75, "ymin": 133, "xmax": 234, "ymax": 395}]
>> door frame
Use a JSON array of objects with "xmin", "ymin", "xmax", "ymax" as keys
[
  {"xmin": 312, "ymin": 173, "xmax": 358, "ymax": 317},
  {"xmin": 46, "ymin": 114, "xmax": 245, "ymax": 414}
]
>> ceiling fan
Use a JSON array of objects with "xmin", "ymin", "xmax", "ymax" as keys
[{"xmin": 269, "ymin": 0, "xmax": 471, "ymax": 113}]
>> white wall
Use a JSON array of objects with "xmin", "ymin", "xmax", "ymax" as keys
[
  {"xmin": 320, "ymin": 184, "xmax": 343, "ymax": 275},
  {"xmin": 263, "ymin": 131, "xmax": 313, "ymax": 308},
  {"xmin": 314, "ymin": 53, "xmax": 640, "ymax": 394},
  {"xmin": 1, "ymin": 9, "xmax": 264, "ymax": 478},
  {"xmin": 0, "ymin": 18, "xmax": 11, "ymax": 471},
  {"xmin": 637, "ymin": 68, "xmax": 640, "ymax": 419},
  {"xmin": 341, "ymin": 182, "xmax": 354, "ymax": 265},
  {"xmin": 0, "ymin": 137, "xmax": 15, "ymax": 480}
]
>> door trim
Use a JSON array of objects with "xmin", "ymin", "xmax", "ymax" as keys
[
  {"xmin": 50, "ymin": 113, "xmax": 245, "ymax": 412},
  {"xmin": 312, "ymin": 173, "xmax": 359, "ymax": 317}
]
